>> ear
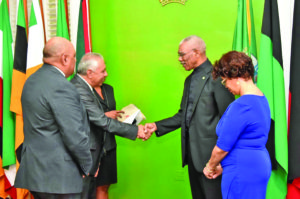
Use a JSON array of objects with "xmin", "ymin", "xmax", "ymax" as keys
[
  {"xmin": 86, "ymin": 69, "xmax": 93, "ymax": 78},
  {"xmin": 61, "ymin": 54, "xmax": 69, "ymax": 66},
  {"xmin": 193, "ymin": 49, "xmax": 200, "ymax": 56}
]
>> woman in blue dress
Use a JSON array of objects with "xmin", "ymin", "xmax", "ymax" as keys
[{"xmin": 203, "ymin": 51, "xmax": 271, "ymax": 199}]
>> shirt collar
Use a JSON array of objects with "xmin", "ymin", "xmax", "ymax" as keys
[{"xmin": 193, "ymin": 59, "xmax": 211, "ymax": 74}]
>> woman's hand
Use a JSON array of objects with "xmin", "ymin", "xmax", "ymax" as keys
[
  {"xmin": 203, "ymin": 164, "xmax": 223, "ymax": 179},
  {"xmin": 105, "ymin": 110, "xmax": 124, "ymax": 119}
]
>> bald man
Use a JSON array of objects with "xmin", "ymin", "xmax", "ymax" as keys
[
  {"xmin": 15, "ymin": 37, "xmax": 92, "ymax": 199},
  {"xmin": 145, "ymin": 36, "xmax": 234, "ymax": 199}
]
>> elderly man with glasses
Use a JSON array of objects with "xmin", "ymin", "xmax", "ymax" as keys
[{"xmin": 145, "ymin": 35, "xmax": 234, "ymax": 199}]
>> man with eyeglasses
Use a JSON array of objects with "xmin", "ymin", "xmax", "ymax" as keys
[{"xmin": 145, "ymin": 35, "xmax": 234, "ymax": 199}]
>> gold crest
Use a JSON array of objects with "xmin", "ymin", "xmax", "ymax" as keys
[{"xmin": 159, "ymin": 0, "xmax": 187, "ymax": 6}]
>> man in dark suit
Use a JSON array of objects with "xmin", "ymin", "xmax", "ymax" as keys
[
  {"xmin": 71, "ymin": 52, "xmax": 146, "ymax": 199},
  {"xmin": 145, "ymin": 35, "xmax": 234, "ymax": 199},
  {"xmin": 14, "ymin": 37, "xmax": 93, "ymax": 199}
]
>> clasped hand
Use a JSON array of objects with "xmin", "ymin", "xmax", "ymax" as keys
[
  {"xmin": 203, "ymin": 164, "xmax": 223, "ymax": 179},
  {"xmin": 136, "ymin": 123, "xmax": 157, "ymax": 141}
]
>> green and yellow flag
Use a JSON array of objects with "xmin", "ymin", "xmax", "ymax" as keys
[{"xmin": 232, "ymin": 0, "xmax": 258, "ymax": 82}]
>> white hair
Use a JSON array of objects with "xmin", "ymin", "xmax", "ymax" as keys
[
  {"xmin": 77, "ymin": 52, "xmax": 104, "ymax": 75},
  {"xmin": 180, "ymin": 35, "xmax": 206, "ymax": 53}
]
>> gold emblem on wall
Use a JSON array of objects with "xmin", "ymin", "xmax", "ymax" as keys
[{"xmin": 159, "ymin": 0, "xmax": 187, "ymax": 6}]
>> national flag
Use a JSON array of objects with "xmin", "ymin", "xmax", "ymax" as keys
[
  {"xmin": 26, "ymin": 0, "xmax": 45, "ymax": 78},
  {"xmin": 4, "ymin": 165, "xmax": 16, "ymax": 199},
  {"xmin": 256, "ymin": 0, "xmax": 288, "ymax": 198},
  {"xmin": 10, "ymin": 1, "xmax": 31, "ymax": 198},
  {"xmin": 0, "ymin": 158, "xmax": 8, "ymax": 198},
  {"xmin": 10, "ymin": 0, "xmax": 27, "ymax": 168},
  {"xmin": 13, "ymin": 1, "xmax": 45, "ymax": 197},
  {"xmin": 57, "ymin": 0, "xmax": 74, "ymax": 80},
  {"xmin": 76, "ymin": 0, "xmax": 92, "ymax": 69},
  {"xmin": 232, "ymin": 0, "xmax": 258, "ymax": 82},
  {"xmin": 56, "ymin": 0, "xmax": 69, "ymax": 40},
  {"xmin": 233, "ymin": 0, "xmax": 277, "ymax": 170},
  {"xmin": 0, "ymin": 0, "xmax": 16, "ymax": 168},
  {"xmin": 0, "ymin": 0, "xmax": 18, "ymax": 198},
  {"xmin": 287, "ymin": 0, "xmax": 300, "ymax": 198},
  {"xmin": 0, "ymin": 159, "xmax": 16, "ymax": 199}
]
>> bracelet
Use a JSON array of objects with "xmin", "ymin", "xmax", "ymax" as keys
[{"xmin": 205, "ymin": 162, "xmax": 216, "ymax": 173}]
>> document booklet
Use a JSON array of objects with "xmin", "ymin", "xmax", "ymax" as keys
[{"xmin": 118, "ymin": 104, "xmax": 146, "ymax": 125}]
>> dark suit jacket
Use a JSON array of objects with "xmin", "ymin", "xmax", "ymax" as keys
[
  {"xmin": 71, "ymin": 75, "xmax": 138, "ymax": 175},
  {"xmin": 15, "ymin": 64, "xmax": 92, "ymax": 194},
  {"xmin": 155, "ymin": 60, "xmax": 234, "ymax": 172},
  {"xmin": 95, "ymin": 83, "xmax": 117, "ymax": 152}
]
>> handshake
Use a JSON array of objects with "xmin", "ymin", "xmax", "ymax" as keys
[
  {"xmin": 136, "ymin": 123, "xmax": 158, "ymax": 141},
  {"xmin": 105, "ymin": 110, "xmax": 157, "ymax": 141}
]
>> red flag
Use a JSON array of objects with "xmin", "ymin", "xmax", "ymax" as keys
[
  {"xmin": 287, "ymin": 0, "xmax": 300, "ymax": 198},
  {"xmin": 76, "ymin": 0, "xmax": 92, "ymax": 66}
]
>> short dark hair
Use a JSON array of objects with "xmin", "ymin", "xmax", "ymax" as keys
[{"xmin": 212, "ymin": 51, "xmax": 254, "ymax": 80}]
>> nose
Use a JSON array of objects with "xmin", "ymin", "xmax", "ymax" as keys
[{"xmin": 178, "ymin": 56, "xmax": 183, "ymax": 62}]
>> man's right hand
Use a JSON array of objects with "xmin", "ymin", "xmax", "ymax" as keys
[
  {"xmin": 145, "ymin": 123, "xmax": 157, "ymax": 133},
  {"xmin": 143, "ymin": 123, "xmax": 157, "ymax": 140},
  {"xmin": 137, "ymin": 125, "xmax": 146, "ymax": 139}
]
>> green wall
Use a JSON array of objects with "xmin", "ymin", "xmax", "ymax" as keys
[{"xmin": 89, "ymin": 0, "xmax": 264, "ymax": 198}]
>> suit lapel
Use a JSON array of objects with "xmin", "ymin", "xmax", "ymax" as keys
[
  {"xmin": 74, "ymin": 75, "xmax": 93, "ymax": 94},
  {"xmin": 190, "ymin": 73, "xmax": 209, "ymax": 115},
  {"xmin": 93, "ymin": 89, "xmax": 108, "ymax": 109},
  {"xmin": 98, "ymin": 86, "xmax": 109, "ymax": 108},
  {"xmin": 74, "ymin": 75, "xmax": 103, "ymax": 108},
  {"xmin": 183, "ymin": 75, "xmax": 192, "ymax": 112},
  {"xmin": 188, "ymin": 62, "xmax": 212, "ymax": 125}
]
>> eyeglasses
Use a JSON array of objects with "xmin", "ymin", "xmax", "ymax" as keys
[
  {"xmin": 178, "ymin": 49, "xmax": 195, "ymax": 58},
  {"xmin": 221, "ymin": 78, "xmax": 227, "ymax": 85}
]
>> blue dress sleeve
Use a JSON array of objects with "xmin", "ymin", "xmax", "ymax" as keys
[{"xmin": 216, "ymin": 101, "xmax": 250, "ymax": 152}]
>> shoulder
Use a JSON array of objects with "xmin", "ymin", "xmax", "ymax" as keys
[
  {"xmin": 53, "ymin": 80, "xmax": 79, "ymax": 98},
  {"xmin": 208, "ymin": 75, "xmax": 224, "ymax": 91},
  {"xmin": 184, "ymin": 74, "xmax": 192, "ymax": 85},
  {"xmin": 210, "ymin": 76, "xmax": 229, "ymax": 95},
  {"xmin": 45, "ymin": 80, "xmax": 82, "ymax": 110},
  {"xmin": 229, "ymin": 98, "xmax": 251, "ymax": 113},
  {"xmin": 72, "ymin": 82, "xmax": 92, "ymax": 99},
  {"xmin": 70, "ymin": 75, "xmax": 82, "ymax": 86},
  {"xmin": 71, "ymin": 76, "xmax": 90, "ymax": 93},
  {"xmin": 102, "ymin": 83, "xmax": 114, "ymax": 93},
  {"xmin": 102, "ymin": 83, "xmax": 113, "ymax": 90}
]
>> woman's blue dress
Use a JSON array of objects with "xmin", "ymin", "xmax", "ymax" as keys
[{"xmin": 216, "ymin": 95, "xmax": 272, "ymax": 199}]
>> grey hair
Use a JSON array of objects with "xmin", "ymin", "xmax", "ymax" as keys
[
  {"xmin": 180, "ymin": 35, "xmax": 206, "ymax": 54},
  {"xmin": 77, "ymin": 52, "xmax": 104, "ymax": 75}
]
